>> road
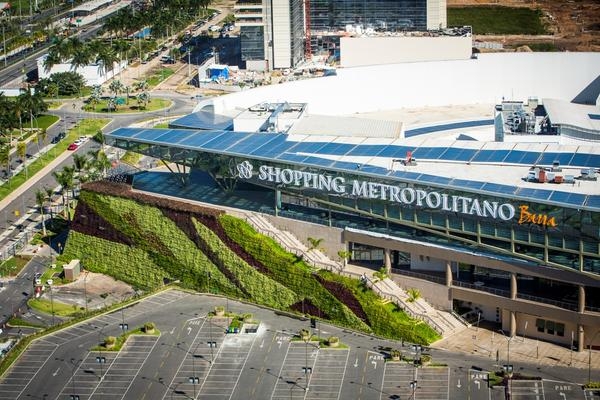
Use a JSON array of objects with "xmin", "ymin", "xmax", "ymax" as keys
[{"xmin": 0, "ymin": 90, "xmax": 196, "ymax": 330}]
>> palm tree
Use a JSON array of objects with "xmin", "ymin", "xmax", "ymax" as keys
[
  {"xmin": 134, "ymin": 80, "xmax": 148, "ymax": 92},
  {"xmin": 52, "ymin": 166, "xmax": 75, "ymax": 220},
  {"xmin": 37, "ymin": 128, "xmax": 48, "ymax": 155},
  {"xmin": 17, "ymin": 141, "xmax": 27, "ymax": 178},
  {"xmin": 0, "ymin": 145, "xmax": 10, "ymax": 184},
  {"xmin": 97, "ymin": 46, "xmax": 120, "ymax": 80},
  {"xmin": 35, "ymin": 188, "xmax": 47, "ymax": 236},
  {"xmin": 137, "ymin": 91, "xmax": 150, "ymax": 109},
  {"xmin": 43, "ymin": 49, "xmax": 62, "ymax": 73},
  {"xmin": 307, "ymin": 237, "xmax": 324, "ymax": 251},
  {"xmin": 72, "ymin": 153, "xmax": 89, "ymax": 188}
]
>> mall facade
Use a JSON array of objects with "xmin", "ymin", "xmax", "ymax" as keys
[{"xmin": 105, "ymin": 125, "xmax": 600, "ymax": 350}]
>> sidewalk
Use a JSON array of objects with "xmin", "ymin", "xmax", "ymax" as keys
[{"xmin": 432, "ymin": 322, "xmax": 600, "ymax": 373}]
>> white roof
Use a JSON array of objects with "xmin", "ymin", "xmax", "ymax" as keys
[
  {"xmin": 288, "ymin": 115, "xmax": 403, "ymax": 138},
  {"xmin": 543, "ymin": 98, "xmax": 600, "ymax": 132},
  {"xmin": 73, "ymin": 0, "xmax": 112, "ymax": 13}
]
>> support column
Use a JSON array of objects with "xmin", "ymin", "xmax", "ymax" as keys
[
  {"xmin": 510, "ymin": 272, "xmax": 517, "ymax": 300},
  {"xmin": 445, "ymin": 261, "xmax": 452, "ymax": 287},
  {"xmin": 578, "ymin": 324, "xmax": 585, "ymax": 352},
  {"xmin": 579, "ymin": 285, "xmax": 586, "ymax": 314},
  {"xmin": 384, "ymin": 248, "xmax": 391, "ymax": 276},
  {"xmin": 509, "ymin": 311, "xmax": 516, "ymax": 338}
]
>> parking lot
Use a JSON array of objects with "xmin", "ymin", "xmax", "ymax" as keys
[{"xmin": 0, "ymin": 289, "xmax": 594, "ymax": 400}]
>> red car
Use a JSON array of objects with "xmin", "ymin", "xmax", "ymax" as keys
[{"xmin": 68, "ymin": 143, "xmax": 79, "ymax": 151}]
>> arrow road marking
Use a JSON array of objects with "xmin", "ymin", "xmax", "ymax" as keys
[
  {"xmin": 187, "ymin": 327, "xmax": 192, "ymax": 335},
  {"xmin": 170, "ymin": 327, "xmax": 175, "ymax": 335},
  {"xmin": 457, "ymin": 379, "xmax": 461, "ymax": 388},
  {"xmin": 474, "ymin": 380, "xmax": 480, "ymax": 390},
  {"xmin": 353, "ymin": 358, "xmax": 358, "ymax": 368},
  {"xmin": 260, "ymin": 340, "xmax": 264, "ymax": 348},
  {"xmin": 371, "ymin": 360, "xmax": 376, "ymax": 369},
  {"xmin": 52, "ymin": 367, "xmax": 60, "ymax": 377}
]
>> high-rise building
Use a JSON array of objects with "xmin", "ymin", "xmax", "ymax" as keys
[
  {"xmin": 235, "ymin": 0, "xmax": 305, "ymax": 70},
  {"xmin": 236, "ymin": 0, "xmax": 447, "ymax": 70}
]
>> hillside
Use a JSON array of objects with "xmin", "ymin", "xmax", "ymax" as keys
[
  {"xmin": 59, "ymin": 181, "xmax": 441, "ymax": 345},
  {"xmin": 448, "ymin": 0, "xmax": 600, "ymax": 51}
]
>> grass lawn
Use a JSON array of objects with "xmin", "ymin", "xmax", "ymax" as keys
[
  {"xmin": 448, "ymin": 6, "xmax": 548, "ymax": 35},
  {"xmin": 34, "ymin": 115, "xmax": 60, "ymax": 130},
  {"xmin": 28, "ymin": 297, "xmax": 82, "ymax": 317},
  {"xmin": 0, "ymin": 256, "xmax": 31, "ymax": 278},
  {"xmin": 146, "ymin": 68, "xmax": 175, "ymax": 88},
  {"xmin": 0, "ymin": 119, "xmax": 110, "ymax": 201},
  {"xmin": 87, "ymin": 98, "xmax": 172, "ymax": 113}
]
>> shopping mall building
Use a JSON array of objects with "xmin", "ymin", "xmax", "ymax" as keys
[{"xmin": 106, "ymin": 52, "xmax": 600, "ymax": 350}]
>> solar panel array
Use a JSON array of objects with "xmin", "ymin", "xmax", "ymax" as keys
[{"xmin": 106, "ymin": 127, "xmax": 600, "ymax": 210}]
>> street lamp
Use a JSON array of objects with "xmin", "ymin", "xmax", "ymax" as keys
[
  {"xmin": 189, "ymin": 344, "xmax": 200, "ymax": 399},
  {"xmin": 589, "ymin": 329, "xmax": 600, "ymax": 384},
  {"xmin": 48, "ymin": 280, "xmax": 55, "ymax": 326},
  {"xmin": 69, "ymin": 358, "xmax": 81, "ymax": 400},
  {"xmin": 301, "ymin": 331, "xmax": 312, "ymax": 391},
  {"xmin": 409, "ymin": 380, "xmax": 417, "ymax": 399},
  {"xmin": 497, "ymin": 329, "xmax": 513, "ymax": 368}
]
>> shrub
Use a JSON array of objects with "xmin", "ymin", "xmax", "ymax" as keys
[
  {"xmin": 327, "ymin": 336, "xmax": 339, "ymax": 347},
  {"xmin": 144, "ymin": 322, "xmax": 155, "ymax": 333},
  {"xmin": 104, "ymin": 336, "xmax": 116, "ymax": 348}
]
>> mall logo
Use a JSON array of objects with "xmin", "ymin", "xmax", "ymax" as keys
[
  {"xmin": 517, "ymin": 205, "xmax": 557, "ymax": 227},
  {"xmin": 233, "ymin": 161, "xmax": 522, "ymax": 222}
]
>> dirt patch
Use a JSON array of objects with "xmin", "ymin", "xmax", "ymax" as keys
[
  {"xmin": 448, "ymin": 0, "xmax": 600, "ymax": 52},
  {"xmin": 51, "ymin": 272, "xmax": 135, "ymax": 311}
]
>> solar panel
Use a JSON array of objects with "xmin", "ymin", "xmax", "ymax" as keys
[
  {"xmin": 412, "ymin": 147, "xmax": 446, "ymax": 160},
  {"xmin": 180, "ymin": 131, "xmax": 228, "ymax": 148},
  {"xmin": 503, "ymin": 150, "xmax": 541, "ymax": 165},
  {"xmin": 153, "ymin": 129, "xmax": 198, "ymax": 144},
  {"xmin": 108, "ymin": 127, "xmax": 144, "ymax": 138},
  {"xmin": 377, "ymin": 145, "xmax": 414, "ymax": 159},
  {"xmin": 585, "ymin": 196, "xmax": 600, "ymax": 209},
  {"xmin": 251, "ymin": 136, "xmax": 299, "ymax": 158},
  {"xmin": 201, "ymin": 132, "xmax": 250, "ymax": 150},
  {"xmin": 226, "ymin": 134, "xmax": 285, "ymax": 156},
  {"xmin": 318, "ymin": 142, "xmax": 355, "ymax": 155},
  {"xmin": 515, "ymin": 187, "xmax": 552, "ymax": 201},
  {"xmin": 482, "ymin": 182, "xmax": 517, "ymax": 195},
  {"xmin": 548, "ymin": 191, "xmax": 587, "ymax": 206},
  {"xmin": 290, "ymin": 141, "xmax": 334, "ymax": 154},
  {"xmin": 536, "ymin": 152, "xmax": 575, "ymax": 166},
  {"xmin": 570, "ymin": 153, "xmax": 600, "ymax": 168},
  {"xmin": 345, "ymin": 144, "xmax": 388, "ymax": 157},
  {"xmin": 417, "ymin": 174, "xmax": 452, "ymax": 185},
  {"xmin": 358, "ymin": 164, "xmax": 390, "ymax": 175},
  {"xmin": 404, "ymin": 119, "xmax": 494, "ymax": 138},
  {"xmin": 471, "ymin": 150, "xmax": 510, "ymax": 163},
  {"xmin": 302, "ymin": 156, "xmax": 336, "ymax": 168},
  {"xmin": 450, "ymin": 179, "xmax": 486, "ymax": 191},
  {"xmin": 443, "ymin": 148, "xmax": 477, "ymax": 162}
]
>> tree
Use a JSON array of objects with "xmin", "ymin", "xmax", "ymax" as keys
[
  {"xmin": 137, "ymin": 91, "xmax": 150, "ymax": 109},
  {"xmin": 0, "ymin": 145, "xmax": 10, "ymax": 183},
  {"xmin": 37, "ymin": 129, "xmax": 48, "ymax": 155},
  {"xmin": 52, "ymin": 166, "xmax": 75, "ymax": 220},
  {"xmin": 337, "ymin": 250, "xmax": 351, "ymax": 268},
  {"xmin": 109, "ymin": 79, "xmax": 124, "ymax": 98},
  {"xmin": 97, "ymin": 46, "xmax": 120, "ymax": 80},
  {"xmin": 307, "ymin": 237, "xmax": 324, "ymax": 251},
  {"xmin": 17, "ymin": 141, "xmax": 27, "ymax": 178},
  {"xmin": 72, "ymin": 153, "xmax": 89, "ymax": 187},
  {"xmin": 35, "ymin": 189, "xmax": 47, "ymax": 236}
]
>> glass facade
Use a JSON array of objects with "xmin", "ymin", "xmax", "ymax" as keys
[
  {"xmin": 240, "ymin": 26, "xmax": 266, "ymax": 61},
  {"xmin": 289, "ymin": 0, "xmax": 306, "ymax": 67},
  {"xmin": 310, "ymin": 0, "xmax": 428, "ymax": 32}
]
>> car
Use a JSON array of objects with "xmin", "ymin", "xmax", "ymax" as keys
[{"xmin": 68, "ymin": 143, "xmax": 79, "ymax": 151}]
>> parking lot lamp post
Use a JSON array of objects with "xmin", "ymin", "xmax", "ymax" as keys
[
  {"xmin": 189, "ymin": 346, "xmax": 199, "ymax": 399},
  {"xmin": 410, "ymin": 380, "xmax": 417, "ymax": 399},
  {"xmin": 49, "ymin": 282, "xmax": 55, "ymax": 326},
  {"xmin": 302, "ymin": 332, "xmax": 312, "ymax": 391},
  {"xmin": 83, "ymin": 271, "xmax": 88, "ymax": 313},
  {"xmin": 70, "ymin": 358, "xmax": 80, "ymax": 400}
]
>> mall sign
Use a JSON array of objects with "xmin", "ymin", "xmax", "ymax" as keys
[{"xmin": 235, "ymin": 161, "xmax": 519, "ymax": 221}]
